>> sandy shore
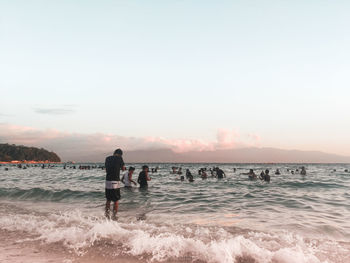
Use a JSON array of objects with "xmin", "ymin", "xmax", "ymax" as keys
[
  {"xmin": 0, "ymin": 229, "xmax": 204, "ymax": 263},
  {"xmin": 0, "ymin": 229, "xmax": 146, "ymax": 263}
]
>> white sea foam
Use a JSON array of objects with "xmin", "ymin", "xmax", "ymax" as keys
[{"xmin": 1, "ymin": 210, "xmax": 349, "ymax": 263}]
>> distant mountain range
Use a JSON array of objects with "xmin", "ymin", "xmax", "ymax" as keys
[
  {"xmin": 124, "ymin": 148, "xmax": 350, "ymax": 163},
  {"xmin": 65, "ymin": 147, "xmax": 350, "ymax": 163}
]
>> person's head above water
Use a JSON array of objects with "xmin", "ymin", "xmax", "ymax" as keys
[
  {"xmin": 142, "ymin": 165, "xmax": 149, "ymax": 171},
  {"xmin": 249, "ymin": 169, "xmax": 254, "ymax": 173},
  {"xmin": 113, "ymin": 149, "xmax": 123, "ymax": 156},
  {"xmin": 129, "ymin": 167, "xmax": 135, "ymax": 172}
]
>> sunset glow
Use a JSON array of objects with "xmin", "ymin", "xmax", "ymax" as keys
[{"xmin": 1, "ymin": 0, "xmax": 350, "ymax": 159}]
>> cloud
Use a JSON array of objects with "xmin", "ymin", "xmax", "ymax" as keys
[
  {"xmin": 33, "ymin": 105, "xmax": 76, "ymax": 115},
  {"xmin": 0, "ymin": 113, "xmax": 12, "ymax": 117},
  {"xmin": 0, "ymin": 124, "xmax": 261, "ymax": 161},
  {"xmin": 215, "ymin": 128, "xmax": 240, "ymax": 149}
]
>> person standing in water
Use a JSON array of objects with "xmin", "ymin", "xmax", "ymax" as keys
[
  {"xmin": 138, "ymin": 165, "xmax": 151, "ymax": 188},
  {"xmin": 264, "ymin": 169, "xmax": 270, "ymax": 182},
  {"xmin": 121, "ymin": 167, "xmax": 136, "ymax": 188},
  {"xmin": 216, "ymin": 168, "xmax": 225, "ymax": 179},
  {"xmin": 241, "ymin": 169, "xmax": 257, "ymax": 180},
  {"xmin": 201, "ymin": 170, "xmax": 208, "ymax": 179},
  {"xmin": 185, "ymin": 169, "xmax": 194, "ymax": 182},
  {"xmin": 259, "ymin": 170, "xmax": 266, "ymax": 180},
  {"xmin": 105, "ymin": 149, "xmax": 125, "ymax": 220}
]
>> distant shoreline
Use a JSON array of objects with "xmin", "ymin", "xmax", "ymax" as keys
[
  {"xmin": 2, "ymin": 161, "xmax": 350, "ymax": 165},
  {"xmin": 0, "ymin": 161, "xmax": 62, "ymax": 164}
]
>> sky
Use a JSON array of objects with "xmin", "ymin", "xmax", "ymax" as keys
[{"xmin": 1, "ymin": 0, "xmax": 350, "ymax": 159}]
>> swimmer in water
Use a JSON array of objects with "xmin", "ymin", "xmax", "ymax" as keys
[
  {"xmin": 186, "ymin": 169, "xmax": 194, "ymax": 182},
  {"xmin": 259, "ymin": 170, "xmax": 265, "ymax": 180},
  {"xmin": 138, "ymin": 165, "xmax": 151, "ymax": 189},
  {"xmin": 185, "ymin": 169, "xmax": 191, "ymax": 179},
  {"xmin": 216, "ymin": 168, "xmax": 225, "ymax": 179},
  {"xmin": 300, "ymin": 166, "xmax": 306, "ymax": 175},
  {"xmin": 171, "ymin": 167, "xmax": 177, "ymax": 174},
  {"xmin": 275, "ymin": 169, "xmax": 281, "ymax": 175},
  {"xmin": 121, "ymin": 167, "xmax": 136, "ymax": 188},
  {"xmin": 241, "ymin": 169, "xmax": 257, "ymax": 180},
  {"xmin": 264, "ymin": 169, "xmax": 270, "ymax": 182}
]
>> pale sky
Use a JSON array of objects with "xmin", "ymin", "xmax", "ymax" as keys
[{"xmin": 1, "ymin": 0, "xmax": 350, "ymax": 157}]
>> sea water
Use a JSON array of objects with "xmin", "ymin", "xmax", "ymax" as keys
[{"xmin": 0, "ymin": 163, "xmax": 349, "ymax": 263}]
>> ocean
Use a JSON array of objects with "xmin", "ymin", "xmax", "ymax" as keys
[{"xmin": 0, "ymin": 163, "xmax": 349, "ymax": 263}]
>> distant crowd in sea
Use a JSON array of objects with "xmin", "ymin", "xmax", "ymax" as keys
[
  {"xmin": 168, "ymin": 166, "xmax": 311, "ymax": 183},
  {"xmin": 2, "ymin": 162, "xmax": 350, "ymax": 178},
  {"xmin": 3, "ymin": 162, "xmax": 350, "ymax": 178},
  {"xmin": 2, "ymin": 149, "xmax": 350, "ymax": 221}
]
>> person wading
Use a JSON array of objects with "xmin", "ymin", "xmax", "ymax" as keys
[{"xmin": 104, "ymin": 149, "xmax": 125, "ymax": 220}]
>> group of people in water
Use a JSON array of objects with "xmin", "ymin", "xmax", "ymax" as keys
[
  {"xmin": 103, "ymin": 149, "xmax": 237, "ymax": 220},
  {"xmin": 240, "ymin": 169, "xmax": 271, "ymax": 182},
  {"xmin": 239, "ymin": 166, "xmax": 307, "ymax": 182},
  {"xmin": 104, "ymin": 149, "xmax": 154, "ymax": 220},
  {"xmin": 0, "ymin": 148, "xmax": 343, "ymax": 222},
  {"xmin": 169, "ymin": 166, "xmax": 308, "ymax": 184},
  {"xmin": 171, "ymin": 166, "xmax": 226, "ymax": 181}
]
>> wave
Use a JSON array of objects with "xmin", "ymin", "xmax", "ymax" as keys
[
  {"xmin": 277, "ymin": 181, "xmax": 347, "ymax": 189},
  {"xmin": 0, "ymin": 187, "xmax": 103, "ymax": 202},
  {"xmin": 0, "ymin": 209, "xmax": 349, "ymax": 263}
]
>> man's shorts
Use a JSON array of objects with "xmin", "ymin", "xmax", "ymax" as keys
[
  {"xmin": 105, "ymin": 188, "xmax": 120, "ymax": 201},
  {"xmin": 105, "ymin": 181, "xmax": 121, "ymax": 202}
]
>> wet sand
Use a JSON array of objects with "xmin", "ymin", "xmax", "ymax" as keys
[
  {"xmin": 0, "ymin": 229, "xmax": 205, "ymax": 263},
  {"xmin": 0, "ymin": 229, "xmax": 143, "ymax": 263}
]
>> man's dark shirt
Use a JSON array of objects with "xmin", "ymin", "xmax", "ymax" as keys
[
  {"xmin": 217, "ymin": 169, "xmax": 224, "ymax": 179},
  {"xmin": 138, "ymin": 171, "xmax": 148, "ymax": 188},
  {"xmin": 105, "ymin": 155, "xmax": 124, "ymax": 181}
]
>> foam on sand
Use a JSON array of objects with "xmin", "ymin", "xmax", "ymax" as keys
[{"xmin": 0, "ymin": 209, "xmax": 349, "ymax": 263}]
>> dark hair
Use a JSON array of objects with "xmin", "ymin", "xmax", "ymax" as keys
[
  {"xmin": 114, "ymin": 149, "xmax": 123, "ymax": 156},
  {"xmin": 129, "ymin": 166, "xmax": 135, "ymax": 171},
  {"xmin": 142, "ymin": 165, "xmax": 149, "ymax": 170}
]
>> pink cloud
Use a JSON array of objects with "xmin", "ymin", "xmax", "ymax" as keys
[
  {"xmin": 0, "ymin": 123, "xmax": 261, "ymax": 161},
  {"xmin": 215, "ymin": 128, "xmax": 240, "ymax": 149}
]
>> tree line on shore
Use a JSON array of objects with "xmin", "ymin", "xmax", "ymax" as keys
[{"xmin": 0, "ymin": 143, "xmax": 61, "ymax": 162}]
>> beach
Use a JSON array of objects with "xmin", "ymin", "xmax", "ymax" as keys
[{"xmin": 0, "ymin": 163, "xmax": 349, "ymax": 263}]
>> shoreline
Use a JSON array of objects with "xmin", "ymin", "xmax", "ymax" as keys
[
  {"xmin": 0, "ymin": 228, "xmax": 198, "ymax": 263},
  {"xmin": 0, "ymin": 161, "xmax": 62, "ymax": 164},
  {"xmin": 2, "ymin": 161, "xmax": 350, "ymax": 164}
]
